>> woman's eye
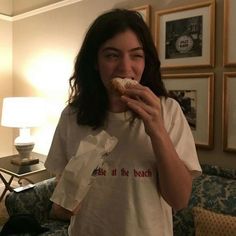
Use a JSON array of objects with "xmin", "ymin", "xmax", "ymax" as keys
[
  {"xmin": 105, "ymin": 53, "xmax": 119, "ymax": 59},
  {"xmin": 132, "ymin": 54, "xmax": 144, "ymax": 59}
]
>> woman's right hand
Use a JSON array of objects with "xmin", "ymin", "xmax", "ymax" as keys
[{"xmin": 50, "ymin": 203, "xmax": 72, "ymax": 221}]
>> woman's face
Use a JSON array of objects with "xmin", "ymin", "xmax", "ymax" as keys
[{"xmin": 97, "ymin": 29, "xmax": 145, "ymax": 97}]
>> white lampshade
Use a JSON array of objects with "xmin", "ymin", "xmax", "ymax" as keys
[
  {"xmin": 1, "ymin": 97, "xmax": 45, "ymax": 128},
  {"xmin": 1, "ymin": 97, "xmax": 45, "ymax": 165}
]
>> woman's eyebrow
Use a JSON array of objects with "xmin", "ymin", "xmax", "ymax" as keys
[
  {"xmin": 101, "ymin": 47, "xmax": 144, "ymax": 52},
  {"xmin": 129, "ymin": 47, "xmax": 144, "ymax": 52},
  {"xmin": 101, "ymin": 47, "xmax": 119, "ymax": 52}
]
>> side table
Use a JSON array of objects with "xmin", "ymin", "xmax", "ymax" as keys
[{"xmin": 0, "ymin": 152, "xmax": 46, "ymax": 201}]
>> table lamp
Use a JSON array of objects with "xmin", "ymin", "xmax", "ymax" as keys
[{"xmin": 1, "ymin": 97, "xmax": 45, "ymax": 166}]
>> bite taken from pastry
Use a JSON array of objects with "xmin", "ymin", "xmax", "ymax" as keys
[{"xmin": 111, "ymin": 77, "xmax": 138, "ymax": 94}]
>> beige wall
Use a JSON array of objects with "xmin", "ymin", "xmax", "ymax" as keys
[
  {"xmin": 0, "ymin": 18, "xmax": 13, "ymax": 156},
  {"xmin": 0, "ymin": 0, "xmax": 236, "ymax": 168},
  {"xmin": 0, "ymin": 0, "xmax": 12, "ymax": 15}
]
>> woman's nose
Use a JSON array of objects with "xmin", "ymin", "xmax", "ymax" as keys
[{"xmin": 117, "ymin": 55, "xmax": 132, "ymax": 73}]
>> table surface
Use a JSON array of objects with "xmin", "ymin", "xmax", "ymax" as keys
[{"xmin": 0, "ymin": 152, "xmax": 46, "ymax": 177}]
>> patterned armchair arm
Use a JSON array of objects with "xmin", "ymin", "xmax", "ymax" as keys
[{"xmin": 5, "ymin": 178, "xmax": 56, "ymax": 223}]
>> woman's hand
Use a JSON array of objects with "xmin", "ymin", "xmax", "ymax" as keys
[
  {"xmin": 50, "ymin": 203, "xmax": 72, "ymax": 221},
  {"xmin": 121, "ymin": 83, "xmax": 164, "ymax": 137}
]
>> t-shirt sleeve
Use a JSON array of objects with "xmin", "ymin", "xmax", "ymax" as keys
[
  {"xmin": 162, "ymin": 98, "xmax": 202, "ymax": 178},
  {"xmin": 44, "ymin": 107, "xmax": 69, "ymax": 176}
]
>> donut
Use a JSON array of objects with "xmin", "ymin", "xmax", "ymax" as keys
[{"xmin": 111, "ymin": 77, "xmax": 138, "ymax": 94}]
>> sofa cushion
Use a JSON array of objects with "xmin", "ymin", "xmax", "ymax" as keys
[{"xmin": 193, "ymin": 207, "xmax": 236, "ymax": 236}]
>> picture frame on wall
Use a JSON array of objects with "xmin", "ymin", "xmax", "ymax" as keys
[
  {"xmin": 131, "ymin": 5, "xmax": 150, "ymax": 27},
  {"xmin": 223, "ymin": 0, "xmax": 236, "ymax": 66},
  {"xmin": 162, "ymin": 73, "xmax": 214, "ymax": 149},
  {"xmin": 155, "ymin": 1, "xmax": 215, "ymax": 69},
  {"xmin": 223, "ymin": 73, "xmax": 236, "ymax": 152}
]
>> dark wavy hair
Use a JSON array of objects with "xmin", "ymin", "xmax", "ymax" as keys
[{"xmin": 69, "ymin": 8, "xmax": 168, "ymax": 129}]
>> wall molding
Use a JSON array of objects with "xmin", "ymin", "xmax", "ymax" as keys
[
  {"xmin": 0, "ymin": 14, "xmax": 12, "ymax": 21},
  {"xmin": 0, "ymin": 0, "xmax": 83, "ymax": 22}
]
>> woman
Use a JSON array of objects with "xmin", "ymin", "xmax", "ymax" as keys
[{"xmin": 45, "ymin": 8, "xmax": 201, "ymax": 236}]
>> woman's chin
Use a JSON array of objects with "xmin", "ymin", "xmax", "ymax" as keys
[{"xmin": 109, "ymin": 102, "xmax": 128, "ymax": 113}]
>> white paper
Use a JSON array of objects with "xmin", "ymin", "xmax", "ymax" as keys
[{"xmin": 50, "ymin": 130, "xmax": 118, "ymax": 211}]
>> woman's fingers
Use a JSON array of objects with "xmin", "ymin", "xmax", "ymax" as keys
[
  {"xmin": 121, "ymin": 95, "xmax": 152, "ymax": 114},
  {"xmin": 124, "ymin": 85, "xmax": 158, "ymax": 106}
]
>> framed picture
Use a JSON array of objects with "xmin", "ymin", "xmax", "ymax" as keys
[
  {"xmin": 131, "ymin": 5, "xmax": 150, "ymax": 27},
  {"xmin": 223, "ymin": 0, "xmax": 236, "ymax": 66},
  {"xmin": 163, "ymin": 73, "xmax": 214, "ymax": 148},
  {"xmin": 155, "ymin": 1, "xmax": 215, "ymax": 69},
  {"xmin": 223, "ymin": 73, "xmax": 236, "ymax": 152}
]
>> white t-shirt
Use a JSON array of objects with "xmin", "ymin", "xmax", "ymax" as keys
[{"xmin": 45, "ymin": 97, "xmax": 201, "ymax": 236}]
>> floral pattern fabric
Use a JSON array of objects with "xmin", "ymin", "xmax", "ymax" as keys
[
  {"xmin": 5, "ymin": 178, "xmax": 69, "ymax": 236},
  {"xmin": 173, "ymin": 164, "xmax": 236, "ymax": 236},
  {"xmin": 4, "ymin": 164, "xmax": 236, "ymax": 236}
]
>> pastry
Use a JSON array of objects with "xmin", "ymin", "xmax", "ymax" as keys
[{"xmin": 111, "ymin": 77, "xmax": 138, "ymax": 94}]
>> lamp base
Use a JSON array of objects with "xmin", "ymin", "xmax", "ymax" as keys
[
  {"xmin": 11, "ymin": 143, "xmax": 39, "ymax": 166},
  {"xmin": 11, "ymin": 157, "xmax": 39, "ymax": 166}
]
